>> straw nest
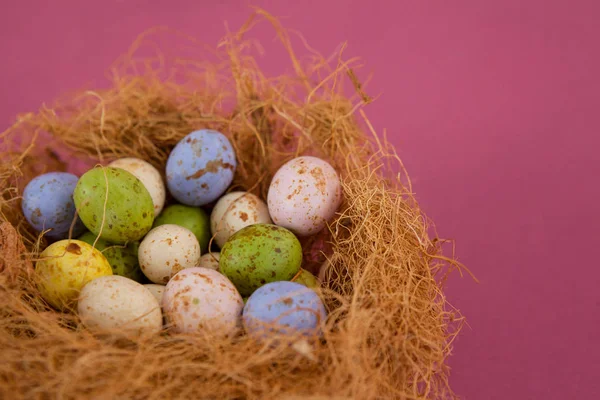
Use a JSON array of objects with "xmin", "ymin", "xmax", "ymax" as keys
[{"xmin": 0, "ymin": 10, "xmax": 467, "ymax": 400}]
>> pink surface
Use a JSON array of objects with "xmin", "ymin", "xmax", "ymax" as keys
[{"xmin": 2, "ymin": 1, "xmax": 599, "ymax": 398}]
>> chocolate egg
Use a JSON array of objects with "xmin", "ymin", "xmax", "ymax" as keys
[
  {"xmin": 268, "ymin": 156, "xmax": 342, "ymax": 236},
  {"xmin": 162, "ymin": 267, "xmax": 243, "ymax": 336},
  {"xmin": 166, "ymin": 130, "xmax": 236, "ymax": 206},
  {"xmin": 73, "ymin": 167, "xmax": 154, "ymax": 244},
  {"xmin": 153, "ymin": 204, "xmax": 211, "ymax": 253},
  {"xmin": 138, "ymin": 224, "xmax": 201, "ymax": 284},
  {"xmin": 210, "ymin": 191, "xmax": 272, "ymax": 248},
  {"xmin": 21, "ymin": 172, "xmax": 86, "ymax": 239},
  {"xmin": 78, "ymin": 232, "xmax": 143, "ymax": 282},
  {"xmin": 219, "ymin": 224, "xmax": 302, "ymax": 296}
]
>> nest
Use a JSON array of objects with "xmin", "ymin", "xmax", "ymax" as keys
[{"xmin": 0, "ymin": 10, "xmax": 467, "ymax": 400}]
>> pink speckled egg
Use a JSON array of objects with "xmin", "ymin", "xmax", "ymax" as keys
[
  {"xmin": 267, "ymin": 156, "xmax": 342, "ymax": 236},
  {"xmin": 162, "ymin": 267, "xmax": 243, "ymax": 336},
  {"xmin": 198, "ymin": 252, "xmax": 220, "ymax": 270}
]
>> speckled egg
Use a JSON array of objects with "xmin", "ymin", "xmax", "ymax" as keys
[
  {"xmin": 108, "ymin": 157, "xmax": 166, "ymax": 217},
  {"xmin": 21, "ymin": 172, "xmax": 86, "ymax": 239},
  {"xmin": 138, "ymin": 224, "xmax": 201, "ymax": 284},
  {"xmin": 78, "ymin": 275, "xmax": 162, "ymax": 335},
  {"xmin": 243, "ymin": 281, "xmax": 326, "ymax": 338},
  {"xmin": 210, "ymin": 191, "xmax": 272, "ymax": 248},
  {"xmin": 166, "ymin": 129, "xmax": 236, "ymax": 206},
  {"xmin": 153, "ymin": 204, "xmax": 211, "ymax": 253},
  {"xmin": 219, "ymin": 224, "xmax": 302, "ymax": 296},
  {"xmin": 35, "ymin": 240, "xmax": 112, "ymax": 310},
  {"xmin": 144, "ymin": 284, "xmax": 166, "ymax": 304},
  {"xmin": 73, "ymin": 167, "xmax": 154, "ymax": 244},
  {"xmin": 198, "ymin": 252, "xmax": 220, "ymax": 270},
  {"xmin": 77, "ymin": 232, "xmax": 143, "ymax": 282},
  {"xmin": 292, "ymin": 268, "xmax": 319, "ymax": 288},
  {"xmin": 162, "ymin": 267, "xmax": 243, "ymax": 336},
  {"xmin": 268, "ymin": 156, "xmax": 342, "ymax": 236}
]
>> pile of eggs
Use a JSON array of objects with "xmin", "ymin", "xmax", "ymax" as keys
[{"xmin": 23, "ymin": 129, "xmax": 342, "ymax": 339}]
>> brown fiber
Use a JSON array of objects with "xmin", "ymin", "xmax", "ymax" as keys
[{"xmin": 0, "ymin": 10, "xmax": 468, "ymax": 400}]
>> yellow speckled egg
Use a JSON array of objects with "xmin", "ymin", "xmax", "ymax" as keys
[{"xmin": 35, "ymin": 240, "xmax": 112, "ymax": 310}]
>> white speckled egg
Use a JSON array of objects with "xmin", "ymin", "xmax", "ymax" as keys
[
  {"xmin": 138, "ymin": 224, "xmax": 201, "ymax": 284},
  {"xmin": 162, "ymin": 267, "xmax": 243, "ymax": 336},
  {"xmin": 78, "ymin": 275, "xmax": 162, "ymax": 335},
  {"xmin": 144, "ymin": 284, "xmax": 166, "ymax": 304},
  {"xmin": 108, "ymin": 157, "xmax": 166, "ymax": 217},
  {"xmin": 268, "ymin": 156, "xmax": 342, "ymax": 236},
  {"xmin": 198, "ymin": 252, "xmax": 220, "ymax": 270},
  {"xmin": 210, "ymin": 191, "xmax": 272, "ymax": 248}
]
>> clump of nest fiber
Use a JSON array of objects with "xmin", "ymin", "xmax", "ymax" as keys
[{"xmin": 0, "ymin": 10, "xmax": 467, "ymax": 400}]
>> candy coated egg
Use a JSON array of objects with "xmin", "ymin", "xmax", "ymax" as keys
[
  {"xmin": 166, "ymin": 130, "xmax": 236, "ymax": 206},
  {"xmin": 35, "ymin": 240, "xmax": 112, "ymax": 310},
  {"xmin": 73, "ymin": 167, "xmax": 154, "ymax": 244},
  {"xmin": 268, "ymin": 156, "xmax": 342, "ymax": 236},
  {"xmin": 210, "ymin": 191, "xmax": 272, "ymax": 248},
  {"xmin": 153, "ymin": 204, "xmax": 210, "ymax": 253},
  {"xmin": 143, "ymin": 284, "xmax": 166, "ymax": 304},
  {"xmin": 292, "ymin": 268, "xmax": 319, "ymax": 288},
  {"xmin": 162, "ymin": 267, "xmax": 243, "ymax": 336},
  {"xmin": 138, "ymin": 224, "xmax": 201, "ymax": 284},
  {"xmin": 78, "ymin": 275, "xmax": 162, "ymax": 335},
  {"xmin": 219, "ymin": 224, "xmax": 302, "ymax": 296},
  {"xmin": 199, "ymin": 252, "xmax": 220, "ymax": 270},
  {"xmin": 243, "ymin": 281, "xmax": 326, "ymax": 338},
  {"xmin": 77, "ymin": 232, "xmax": 143, "ymax": 282},
  {"xmin": 108, "ymin": 157, "xmax": 166, "ymax": 217},
  {"xmin": 21, "ymin": 172, "xmax": 86, "ymax": 239}
]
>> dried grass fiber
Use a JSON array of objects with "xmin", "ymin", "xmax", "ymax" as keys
[{"xmin": 0, "ymin": 10, "xmax": 468, "ymax": 400}]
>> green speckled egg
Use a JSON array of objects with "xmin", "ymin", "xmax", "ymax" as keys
[
  {"xmin": 73, "ymin": 167, "xmax": 154, "ymax": 244},
  {"xmin": 292, "ymin": 268, "xmax": 319, "ymax": 288},
  {"xmin": 78, "ymin": 232, "xmax": 143, "ymax": 282},
  {"xmin": 153, "ymin": 204, "xmax": 210, "ymax": 253},
  {"xmin": 220, "ymin": 224, "xmax": 302, "ymax": 296}
]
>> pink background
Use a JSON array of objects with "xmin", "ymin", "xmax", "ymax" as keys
[{"xmin": 1, "ymin": 1, "xmax": 598, "ymax": 398}]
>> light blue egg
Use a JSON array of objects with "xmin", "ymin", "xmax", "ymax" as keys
[
  {"xmin": 166, "ymin": 130, "xmax": 236, "ymax": 206},
  {"xmin": 243, "ymin": 281, "xmax": 326, "ymax": 338},
  {"xmin": 21, "ymin": 172, "xmax": 86, "ymax": 240}
]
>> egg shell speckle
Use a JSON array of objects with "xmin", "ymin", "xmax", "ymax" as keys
[
  {"xmin": 73, "ymin": 167, "xmax": 154, "ymax": 244},
  {"xmin": 78, "ymin": 232, "xmax": 143, "ymax": 282},
  {"xmin": 198, "ymin": 252, "xmax": 220, "ymax": 270},
  {"xmin": 162, "ymin": 267, "xmax": 243, "ymax": 336},
  {"xmin": 166, "ymin": 130, "xmax": 236, "ymax": 206},
  {"xmin": 219, "ymin": 224, "xmax": 302, "ymax": 296},
  {"xmin": 210, "ymin": 191, "xmax": 272, "ymax": 248},
  {"xmin": 138, "ymin": 224, "xmax": 201, "ymax": 284},
  {"xmin": 21, "ymin": 172, "xmax": 86, "ymax": 239},
  {"xmin": 153, "ymin": 204, "xmax": 211, "ymax": 253},
  {"xmin": 78, "ymin": 275, "xmax": 162, "ymax": 335},
  {"xmin": 143, "ymin": 284, "xmax": 166, "ymax": 304},
  {"xmin": 108, "ymin": 157, "xmax": 166, "ymax": 217},
  {"xmin": 243, "ymin": 281, "xmax": 326, "ymax": 338},
  {"xmin": 35, "ymin": 240, "xmax": 113, "ymax": 310},
  {"xmin": 268, "ymin": 156, "xmax": 342, "ymax": 236}
]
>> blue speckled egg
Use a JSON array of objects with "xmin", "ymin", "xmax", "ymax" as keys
[
  {"xmin": 21, "ymin": 172, "xmax": 86, "ymax": 239},
  {"xmin": 243, "ymin": 281, "xmax": 326, "ymax": 338},
  {"xmin": 166, "ymin": 130, "xmax": 236, "ymax": 206}
]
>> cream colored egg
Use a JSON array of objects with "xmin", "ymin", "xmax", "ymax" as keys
[
  {"xmin": 210, "ymin": 191, "xmax": 271, "ymax": 248},
  {"xmin": 268, "ymin": 156, "xmax": 342, "ymax": 236},
  {"xmin": 162, "ymin": 267, "xmax": 243, "ymax": 336},
  {"xmin": 77, "ymin": 275, "xmax": 162, "ymax": 335},
  {"xmin": 109, "ymin": 157, "xmax": 166, "ymax": 217},
  {"xmin": 138, "ymin": 224, "xmax": 201, "ymax": 284},
  {"xmin": 198, "ymin": 252, "xmax": 220, "ymax": 270},
  {"xmin": 144, "ymin": 284, "xmax": 166, "ymax": 304}
]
